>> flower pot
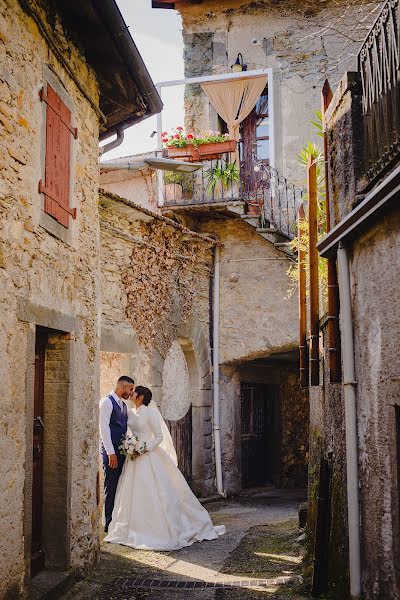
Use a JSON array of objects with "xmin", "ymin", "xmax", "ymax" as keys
[
  {"xmin": 246, "ymin": 198, "xmax": 263, "ymax": 216},
  {"xmin": 164, "ymin": 183, "xmax": 182, "ymax": 202},
  {"xmin": 167, "ymin": 140, "xmax": 236, "ymax": 162},
  {"xmin": 166, "ymin": 145, "xmax": 195, "ymax": 161},
  {"xmin": 193, "ymin": 140, "xmax": 237, "ymax": 161}
]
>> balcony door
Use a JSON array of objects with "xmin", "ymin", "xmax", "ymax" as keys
[{"xmin": 239, "ymin": 86, "xmax": 269, "ymax": 194}]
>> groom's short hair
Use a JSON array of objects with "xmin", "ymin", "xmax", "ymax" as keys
[{"xmin": 117, "ymin": 375, "xmax": 135, "ymax": 385}]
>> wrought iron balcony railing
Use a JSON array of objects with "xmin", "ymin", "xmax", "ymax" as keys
[
  {"xmin": 161, "ymin": 157, "xmax": 304, "ymax": 240},
  {"xmin": 358, "ymin": 0, "xmax": 400, "ymax": 183}
]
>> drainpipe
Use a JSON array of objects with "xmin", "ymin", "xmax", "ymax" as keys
[
  {"xmin": 99, "ymin": 129, "xmax": 124, "ymax": 156},
  {"xmin": 337, "ymin": 242, "xmax": 362, "ymax": 599},
  {"xmin": 206, "ymin": 234, "xmax": 225, "ymax": 497}
]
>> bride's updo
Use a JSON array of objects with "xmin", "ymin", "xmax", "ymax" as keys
[{"xmin": 135, "ymin": 386, "xmax": 152, "ymax": 406}]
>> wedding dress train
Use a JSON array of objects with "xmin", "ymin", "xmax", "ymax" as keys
[{"xmin": 104, "ymin": 401, "xmax": 225, "ymax": 551}]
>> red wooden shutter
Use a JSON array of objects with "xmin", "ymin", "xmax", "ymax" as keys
[{"xmin": 39, "ymin": 84, "xmax": 77, "ymax": 228}]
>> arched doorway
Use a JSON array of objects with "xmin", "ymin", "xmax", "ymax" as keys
[{"xmin": 161, "ymin": 340, "xmax": 193, "ymax": 485}]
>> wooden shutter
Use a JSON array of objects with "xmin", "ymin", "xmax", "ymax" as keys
[{"xmin": 39, "ymin": 84, "xmax": 77, "ymax": 228}]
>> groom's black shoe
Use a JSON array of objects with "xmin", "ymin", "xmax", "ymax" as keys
[{"xmin": 104, "ymin": 525, "xmax": 109, "ymax": 533}]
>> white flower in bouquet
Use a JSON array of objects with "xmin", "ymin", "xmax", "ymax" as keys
[{"xmin": 119, "ymin": 433, "xmax": 146, "ymax": 460}]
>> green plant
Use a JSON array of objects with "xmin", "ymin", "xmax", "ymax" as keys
[
  {"xmin": 205, "ymin": 160, "xmax": 240, "ymax": 193},
  {"xmin": 163, "ymin": 170, "xmax": 194, "ymax": 195},
  {"xmin": 286, "ymin": 111, "xmax": 328, "ymax": 303},
  {"xmin": 162, "ymin": 127, "xmax": 232, "ymax": 148}
]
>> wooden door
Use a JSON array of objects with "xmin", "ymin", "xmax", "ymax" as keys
[
  {"xmin": 31, "ymin": 332, "xmax": 47, "ymax": 576},
  {"xmin": 240, "ymin": 86, "xmax": 270, "ymax": 194},
  {"xmin": 166, "ymin": 406, "xmax": 192, "ymax": 485},
  {"xmin": 241, "ymin": 383, "xmax": 273, "ymax": 487}
]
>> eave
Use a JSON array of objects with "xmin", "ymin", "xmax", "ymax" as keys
[
  {"xmin": 54, "ymin": 0, "xmax": 163, "ymax": 139},
  {"xmin": 317, "ymin": 164, "xmax": 400, "ymax": 258}
]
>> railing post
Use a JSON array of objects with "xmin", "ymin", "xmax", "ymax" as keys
[
  {"xmin": 298, "ymin": 203, "xmax": 309, "ymax": 387},
  {"xmin": 308, "ymin": 154, "xmax": 320, "ymax": 386},
  {"xmin": 322, "ymin": 79, "xmax": 342, "ymax": 383}
]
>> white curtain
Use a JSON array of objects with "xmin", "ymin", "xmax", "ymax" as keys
[{"xmin": 201, "ymin": 76, "xmax": 268, "ymax": 141}]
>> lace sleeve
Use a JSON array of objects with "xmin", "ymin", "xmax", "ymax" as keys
[{"xmin": 146, "ymin": 407, "xmax": 163, "ymax": 452}]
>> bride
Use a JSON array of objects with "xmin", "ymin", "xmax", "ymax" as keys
[{"xmin": 104, "ymin": 386, "xmax": 225, "ymax": 551}]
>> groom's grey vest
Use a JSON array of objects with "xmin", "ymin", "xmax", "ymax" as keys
[{"xmin": 101, "ymin": 394, "xmax": 128, "ymax": 459}]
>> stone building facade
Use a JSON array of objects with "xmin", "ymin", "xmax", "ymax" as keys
[
  {"xmin": 306, "ymin": 2, "xmax": 400, "ymax": 597},
  {"xmin": 0, "ymin": 2, "xmax": 160, "ymax": 598},
  {"xmin": 155, "ymin": 0, "xmax": 381, "ymax": 185}
]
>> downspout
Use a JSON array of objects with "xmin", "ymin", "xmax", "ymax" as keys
[
  {"xmin": 337, "ymin": 242, "xmax": 362, "ymax": 599},
  {"xmin": 206, "ymin": 234, "xmax": 225, "ymax": 497},
  {"xmin": 99, "ymin": 129, "xmax": 124, "ymax": 156}
]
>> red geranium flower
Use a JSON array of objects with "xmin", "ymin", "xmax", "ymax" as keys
[
  {"xmin": 161, "ymin": 138, "xmax": 168, "ymax": 143},
  {"xmin": 187, "ymin": 133, "xmax": 194, "ymax": 140},
  {"xmin": 161, "ymin": 132, "xmax": 168, "ymax": 136},
  {"xmin": 174, "ymin": 134, "xmax": 180, "ymax": 139},
  {"xmin": 176, "ymin": 126, "xmax": 184, "ymax": 131}
]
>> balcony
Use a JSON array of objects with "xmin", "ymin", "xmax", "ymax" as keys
[
  {"xmin": 358, "ymin": 0, "xmax": 400, "ymax": 184},
  {"xmin": 160, "ymin": 155, "xmax": 304, "ymax": 240}
]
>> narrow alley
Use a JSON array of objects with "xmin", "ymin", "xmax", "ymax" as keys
[{"xmin": 52, "ymin": 489, "xmax": 308, "ymax": 600}]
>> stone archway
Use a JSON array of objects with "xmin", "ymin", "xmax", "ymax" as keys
[{"xmin": 150, "ymin": 315, "xmax": 214, "ymax": 497}]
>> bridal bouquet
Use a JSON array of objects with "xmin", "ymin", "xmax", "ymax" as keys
[{"xmin": 119, "ymin": 433, "xmax": 147, "ymax": 461}]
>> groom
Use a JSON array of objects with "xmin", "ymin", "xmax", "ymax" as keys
[{"xmin": 99, "ymin": 375, "xmax": 134, "ymax": 532}]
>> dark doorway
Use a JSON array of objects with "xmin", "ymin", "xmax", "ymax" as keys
[
  {"xmin": 241, "ymin": 383, "xmax": 279, "ymax": 487},
  {"xmin": 166, "ymin": 406, "xmax": 192, "ymax": 486},
  {"xmin": 31, "ymin": 329, "xmax": 47, "ymax": 577}
]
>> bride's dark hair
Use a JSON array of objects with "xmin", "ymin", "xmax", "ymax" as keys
[{"xmin": 135, "ymin": 386, "xmax": 152, "ymax": 406}]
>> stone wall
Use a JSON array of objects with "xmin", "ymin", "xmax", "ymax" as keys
[
  {"xmin": 279, "ymin": 365, "xmax": 309, "ymax": 488},
  {"xmin": 99, "ymin": 192, "xmax": 215, "ymax": 496},
  {"xmin": 199, "ymin": 218, "xmax": 298, "ymax": 364},
  {"xmin": 0, "ymin": 1, "xmax": 101, "ymax": 596},
  {"xmin": 176, "ymin": 0, "xmax": 379, "ymax": 185}
]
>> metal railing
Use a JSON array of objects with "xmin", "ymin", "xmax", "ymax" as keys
[
  {"xmin": 358, "ymin": 0, "xmax": 400, "ymax": 182},
  {"xmin": 161, "ymin": 156, "xmax": 304, "ymax": 240}
]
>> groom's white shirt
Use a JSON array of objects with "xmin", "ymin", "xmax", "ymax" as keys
[{"xmin": 99, "ymin": 391, "xmax": 125, "ymax": 456}]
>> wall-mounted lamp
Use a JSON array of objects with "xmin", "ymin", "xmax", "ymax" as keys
[{"xmin": 231, "ymin": 53, "xmax": 247, "ymax": 73}]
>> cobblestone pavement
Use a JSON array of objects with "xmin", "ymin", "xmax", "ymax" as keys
[{"xmin": 58, "ymin": 488, "xmax": 310, "ymax": 600}]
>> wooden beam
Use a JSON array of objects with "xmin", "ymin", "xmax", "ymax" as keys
[
  {"xmin": 308, "ymin": 154, "xmax": 320, "ymax": 386},
  {"xmin": 298, "ymin": 203, "xmax": 309, "ymax": 387},
  {"xmin": 322, "ymin": 80, "xmax": 342, "ymax": 383}
]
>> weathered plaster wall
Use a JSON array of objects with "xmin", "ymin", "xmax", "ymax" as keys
[
  {"xmin": 177, "ymin": 0, "xmax": 379, "ymax": 185},
  {"xmin": 199, "ymin": 218, "xmax": 298, "ymax": 364},
  {"xmin": 100, "ymin": 167, "xmax": 159, "ymax": 213},
  {"xmin": 0, "ymin": 0, "xmax": 100, "ymax": 596},
  {"xmin": 351, "ymin": 207, "xmax": 400, "ymax": 600}
]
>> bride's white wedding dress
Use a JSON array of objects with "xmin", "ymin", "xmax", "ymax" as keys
[{"xmin": 104, "ymin": 401, "xmax": 225, "ymax": 551}]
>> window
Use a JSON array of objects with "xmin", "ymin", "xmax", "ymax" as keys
[{"xmin": 39, "ymin": 83, "xmax": 77, "ymax": 228}]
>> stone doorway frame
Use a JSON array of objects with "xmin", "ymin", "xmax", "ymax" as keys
[
  {"xmin": 151, "ymin": 316, "xmax": 214, "ymax": 497},
  {"xmin": 20, "ymin": 300, "xmax": 78, "ymax": 582}
]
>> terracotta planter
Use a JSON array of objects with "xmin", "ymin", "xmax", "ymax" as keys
[
  {"xmin": 246, "ymin": 198, "xmax": 263, "ymax": 216},
  {"xmin": 193, "ymin": 140, "xmax": 237, "ymax": 161},
  {"xmin": 164, "ymin": 183, "xmax": 182, "ymax": 202},
  {"xmin": 167, "ymin": 140, "xmax": 236, "ymax": 162}
]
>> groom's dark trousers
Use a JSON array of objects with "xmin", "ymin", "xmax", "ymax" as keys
[{"xmin": 100, "ymin": 394, "xmax": 127, "ymax": 530}]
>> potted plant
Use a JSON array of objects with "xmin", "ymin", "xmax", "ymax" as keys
[
  {"xmin": 162, "ymin": 128, "xmax": 236, "ymax": 162},
  {"xmin": 205, "ymin": 160, "xmax": 240, "ymax": 199},
  {"xmin": 163, "ymin": 171, "xmax": 194, "ymax": 202}
]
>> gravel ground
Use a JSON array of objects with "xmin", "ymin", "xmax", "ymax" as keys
[{"xmin": 57, "ymin": 488, "xmax": 310, "ymax": 600}]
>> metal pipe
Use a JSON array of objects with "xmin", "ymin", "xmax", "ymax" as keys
[
  {"xmin": 99, "ymin": 129, "xmax": 124, "ymax": 156},
  {"xmin": 337, "ymin": 242, "xmax": 362, "ymax": 599},
  {"xmin": 204, "ymin": 233, "xmax": 225, "ymax": 497}
]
